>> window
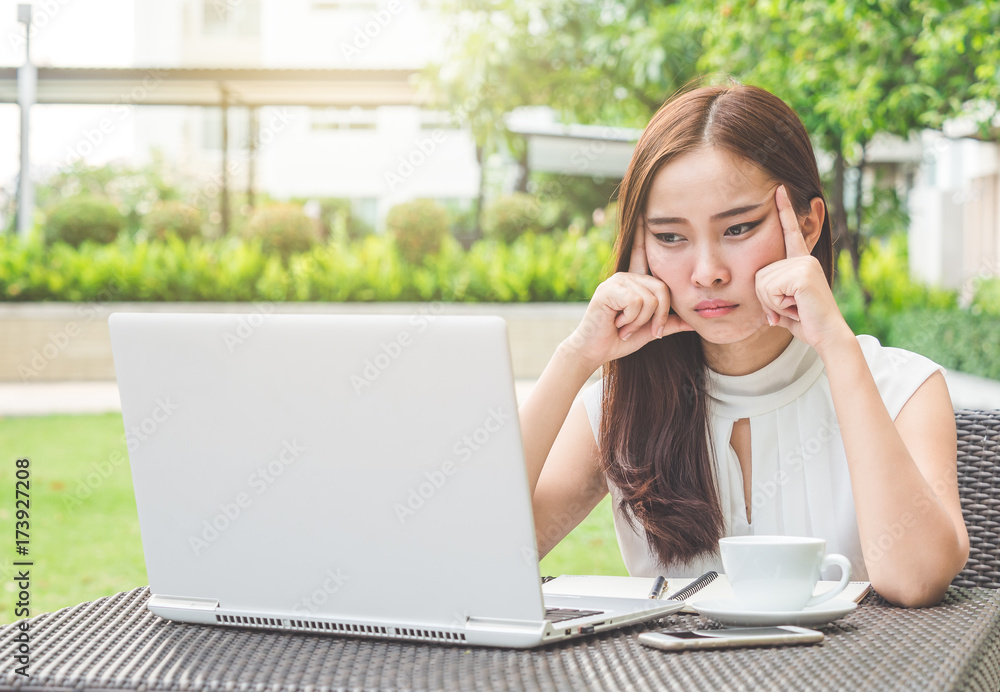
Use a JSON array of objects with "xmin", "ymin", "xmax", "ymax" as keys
[
  {"xmin": 420, "ymin": 110, "xmax": 462, "ymax": 131},
  {"xmin": 310, "ymin": 107, "xmax": 378, "ymax": 131},
  {"xmin": 201, "ymin": 108, "xmax": 250, "ymax": 151},
  {"xmin": 312, "ymin": 1, "xmax": 379, "ymax": 10},
  {"xmin": 351, "ymin": 198, "xmax": 377, "ymax": 230},
  {"xmin": 202, "ymin": 0, "xmax": 261, "ymax": 37}
]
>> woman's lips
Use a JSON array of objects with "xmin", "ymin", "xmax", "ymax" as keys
[{"xmin": 694, "ymin": 300, "xmax": 739, "ymax": 317}]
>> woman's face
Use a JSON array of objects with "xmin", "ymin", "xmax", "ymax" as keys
[{"xmin": 642, "ymin": 146, "xmax": 788, "ymax": 346}]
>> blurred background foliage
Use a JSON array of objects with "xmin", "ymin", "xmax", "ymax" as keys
[
  {"xmin": 1, "ymin": 2, "xmax": 999, "ymax": 619},
  {"xmin": 1, "ymin": 0, "xmax": 998, "ymax": 376},
  {"xmin": 429, "ymin": 0, "xmax": 999, "ymax": 280}
]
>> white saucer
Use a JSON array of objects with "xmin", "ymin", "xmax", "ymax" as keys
[{"xmin": 692, "ymin": 598, "xmax": 857, "ymax": 627}]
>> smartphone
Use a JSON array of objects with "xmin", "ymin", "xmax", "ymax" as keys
[{"xmin": 638, "ymin": 626, "xmax": 823, "ymax": 651}]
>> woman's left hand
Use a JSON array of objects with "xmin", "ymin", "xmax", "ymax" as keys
[{"xmin": 754, "ymin": 185, "xmax": 853, "ymax": 353}]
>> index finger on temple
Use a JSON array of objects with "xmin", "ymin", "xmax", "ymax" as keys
[
  {"xmin": 776, "ymin": 185, "xmax": 809, "ymax": 258},
  {"xmin": 628, "ymin": 221, "xmax": 649, "ymax": 274}
]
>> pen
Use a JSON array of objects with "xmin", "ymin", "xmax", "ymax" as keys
[
  {"xmin": 664, "ymin": 570, "xmax": 718, "ymax": 601},
  {"xmin": 648, "ymin": 575, "xmax": 667, "ymax": 599}
]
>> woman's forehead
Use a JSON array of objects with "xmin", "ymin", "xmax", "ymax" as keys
[{"xmin": 646, "ymin": 148, "xmax": 775, "ymax": 218}]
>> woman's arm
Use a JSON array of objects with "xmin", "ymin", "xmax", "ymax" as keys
[
  {"xmin": 520, "ymin": 371, "xmax": 608, "ymax": 557},
  {"xmin": 520, "ymin": 342, "xmax": 600, "ymax": 499},
  {"xmin": 756, "ymin": 186, "xmax": 968, "ymax": 606},
  {"xmin": 522, "ymin": 228, "xmax": 693, "ymax": 554},
  {"xmin": 818, "ymin": 336, "xmax": 967, "ymax": 606}
]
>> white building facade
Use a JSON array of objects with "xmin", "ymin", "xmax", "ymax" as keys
[
  {"xmin": 907, "ymin": 128, "xmax": 1000, "ymax": 295},
  {"xmin": 133, "ymin": 0, "xmax": 481, "ymax": 231}
]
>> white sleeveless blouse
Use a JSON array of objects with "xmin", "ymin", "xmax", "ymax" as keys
[{"xmin": 581, "ymin": 335, "xmax": 943, "ymax": 581}]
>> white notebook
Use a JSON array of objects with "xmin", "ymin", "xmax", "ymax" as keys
[{"xmin": 542, "ymin": 574, "xmax": 871, "ymax": 614}]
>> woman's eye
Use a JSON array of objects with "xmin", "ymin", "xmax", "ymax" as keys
[
  {"xmin": 726, "ymin": 220, "xmax": 762, "ymax": 237},
  {"xmin": 653, "ymin": 233, "xmax": 684, "ymax": 244}
]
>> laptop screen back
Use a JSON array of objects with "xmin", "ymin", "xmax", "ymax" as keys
[{"xmin": 110, "ymin": 312, "xmax": 545, "ymax": 626}]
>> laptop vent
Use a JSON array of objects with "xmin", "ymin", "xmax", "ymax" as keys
[
  {"xmin": 215, "ymin": 614, "xmax": 466, "ymax": 642},
  {"xmin": 216, "ymin": 614, "xmax": 282, "ymax": 628},
  {"xmin": 389, "ymin": 627, "xmax": 467, "ymax": 643}
]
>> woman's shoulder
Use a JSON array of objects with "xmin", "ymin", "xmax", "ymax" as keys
[
  {"xmin": 852, "ymin": 334, "xmax": 945, "ymax": 418},
  {"xmin": 854, "ymin": 333, "xmax": 943, "ymax": 374}
]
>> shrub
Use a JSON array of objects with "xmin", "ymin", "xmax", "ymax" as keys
[
  {"xmin": 318, "ymin": 198, "xmax": 373, "ymax": 243},
  {"xmin": 44, "ymin": 195, "xmax": 125, "ymax": 247},
  {"xmin": 143, "ymin": 201, "xmax": 203, "ymax": 241},
  {"xmin": 241, "ymin": 203, "xmax": 321, "ymax": 259},
  {"xmin": 590, "ymin": 200, "xmax": 618, "ymax": 244},
  {"xmin": 482, "ymin": 193, "xmax": 543, "ymax": 243},
  {"xmin": 888, "ymin": 308, "xmax": 1000, "ymax": 381},
  {"xmin": 835, "ymin": 234, "xmax": 957, "ymax": 342},
  {"xmin": 972, "ymin": 278, "xmax": 1000, "ymax": 318},
  {"xmin": 527, "ymin": 172, "xmax": 621, "ymax": 236},
  {"xmin": 0, "ymin": 227, "xmax": 615, "ymax": 302},
  {"xmin": 385, "ymin": 199, "xmax": 450, "ymax": 264},
  {"xmin": 449, "ymin": 205, "xmax": 480, "ymax": 245}
]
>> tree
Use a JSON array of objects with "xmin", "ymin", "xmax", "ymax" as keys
[
  {"xmin": 428, "ymin": 0, "xmax": 998, "ymax": 280},
  {"xmin": 696, "ymin": 0, "xmax": 999, "ymax": 285},
  {"xmin": 912, "ymin": 0, "xmax": 1000, "ymax": 132},
  {"xmin": 424, "ymin": 0, "xmax": 704, "ymax": 229}
]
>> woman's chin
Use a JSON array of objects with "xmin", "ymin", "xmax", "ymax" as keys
[{"xmin": 692, "ymin": 318, "xmax": 772, "ymax": 347}]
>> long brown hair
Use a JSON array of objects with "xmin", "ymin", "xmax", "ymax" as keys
[{"xmin": 599, "ymin": 84, "xmax": 834, "ymax": 567}]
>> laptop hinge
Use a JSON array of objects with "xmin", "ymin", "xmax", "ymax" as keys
[
  {"xmin": 148, "ymin": 594, "xmax": 220, "ymax": 612},
  {"xmin": 465, "ymin": 616, "xmax": 545, "ymax": 635}
]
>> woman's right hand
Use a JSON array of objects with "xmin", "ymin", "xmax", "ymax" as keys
[{"xmin": 563, "ymin": 225, "xmax": 694, "ymax": 370}]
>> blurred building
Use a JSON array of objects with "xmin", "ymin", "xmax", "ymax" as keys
[
  {"xmin": 132, "ymin": 0, "xmax": 480, "ymax": 231},
  {"xmin": 792, "ymin": 129, "xmax": 999, "ymax": 294},
  {"xmin": 907, "ymin": 125, "xmax": 1000, "ymax": 296}
]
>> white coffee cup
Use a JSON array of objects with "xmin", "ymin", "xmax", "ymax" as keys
[{"xmin": 719, "ymin": 535, "xmax": 852, "ymax": 611}]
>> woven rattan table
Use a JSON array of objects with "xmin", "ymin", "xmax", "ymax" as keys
[{"xmin": 1, "ymin": 586, "xmax": 998, "ymax": 691}]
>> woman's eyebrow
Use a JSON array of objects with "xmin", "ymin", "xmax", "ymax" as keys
[{"xmin": 646, "ymin": 199, "xmax": 770, "ymax": 225}]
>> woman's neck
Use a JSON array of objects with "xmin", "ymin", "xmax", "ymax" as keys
[{"xmin": 701, "ymin": 327, "xmax": 795, "ymax": 376}]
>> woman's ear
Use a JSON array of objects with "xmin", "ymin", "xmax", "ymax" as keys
[{"xmin": 801, "ymin": 197, "xmax": 826, "ymax": 253}]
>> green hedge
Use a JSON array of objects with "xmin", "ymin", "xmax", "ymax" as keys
[
  {"xmin": 44, "ymin": 195, "xmax": 125, "ymax": 247},
  {"xmin": 972, "ymin": 278, "xmax": 1000, "ymax": 318},
  {"xmin": 4, "ymin": 228, "xmax": 999, "ymax": 381},
  {"xmin": 888, "ymin": 309, "xmax": 1000, "ymax": 381},
  {"xmin": 0, "ymin": 229, "xmax": 614, "ymax": 303},
  {"xmin": 834, "ymin": 234, "xmax": 958, "ymax": 342}
]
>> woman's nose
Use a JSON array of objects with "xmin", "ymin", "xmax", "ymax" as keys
[{"xmin": 691, "ymin": 246, "xmax": 731, "ymax": 287}]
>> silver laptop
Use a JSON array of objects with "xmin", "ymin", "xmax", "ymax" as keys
[{"xmin": 108, "ymin": 312, "xmax": 682, "ymax": 648}]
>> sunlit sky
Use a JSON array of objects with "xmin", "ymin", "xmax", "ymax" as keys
[
  {"xmin": 0, "ymin": 0, "xmax": 442, "ymax": 196},
  {"xmin": 0, "ymin": 0, "xmax": 134, "ymax": 67},
  {"xmin": 0, "ymin": 1, "xmax": 135, "ymax": 195}
]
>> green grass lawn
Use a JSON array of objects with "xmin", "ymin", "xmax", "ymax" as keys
[{"xmin": 0, "ymin": 413, "xmax": 625, "ymax": 624}]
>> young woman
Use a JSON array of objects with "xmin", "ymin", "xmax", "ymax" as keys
[{"xmin": 520, "ymin": 84, "xmax": 969, "ymax": 608}]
